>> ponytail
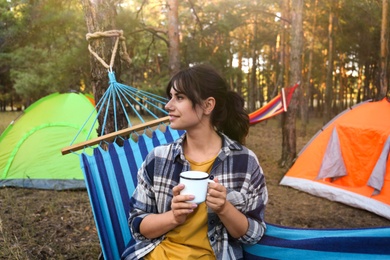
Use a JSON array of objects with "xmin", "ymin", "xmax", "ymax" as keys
[{"xmin": 217, "ymin": 91, "xmax": 249, "ymax": 145}]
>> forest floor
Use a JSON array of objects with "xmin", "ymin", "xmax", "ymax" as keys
[{"xmin": 1, "ymin": 114, "xmax": 390, "ymax": 259}]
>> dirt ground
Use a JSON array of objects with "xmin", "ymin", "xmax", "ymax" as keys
[{"xmin": 1, "ymin": 117, "xmax": 390, "ymax": 259}]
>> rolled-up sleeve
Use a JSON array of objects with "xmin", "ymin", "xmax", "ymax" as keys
[{"xmin": 238, "ymin": 156, "xmax": 268, "ymax": 244}]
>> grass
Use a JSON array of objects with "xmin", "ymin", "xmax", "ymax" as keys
[
  {"xmin": 0, "ymin": 188, "xmax": 30, "ymax": 259},
  {"xmin": 0, "ymin": 111, "xmax": 22, "ymax": 135},
  {"xmin": 0, "ymin": 188, "xmax": 100, "ymax": 259}
]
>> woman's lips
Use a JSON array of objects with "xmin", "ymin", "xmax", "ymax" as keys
[{"xmin": 169, "ymin": 114, "xmax": 178, "ymax": 121}]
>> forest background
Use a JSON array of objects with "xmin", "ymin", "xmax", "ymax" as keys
[
  {"xmin": 1, "ymin": 0, "xmax": 389, "ymax": 111},
  {"xmin": 1, "ymin": 0, "xmax": 390, "ymax": 166}
]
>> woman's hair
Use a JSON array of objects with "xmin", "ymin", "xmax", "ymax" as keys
[{"xmin": 166, "ymin": 64, "xmax": 249, "ymax": 144}]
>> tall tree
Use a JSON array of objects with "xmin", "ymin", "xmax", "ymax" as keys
[
  {"xmin": 248, "ymin": 11, "xmax": 258, "ymax": 113},
  {"xmin": 300, "ymin": 0, "xmax": 318, "ymax": 136},
  {"xmin": 323, "ymin": 1, "xmax": 336, "ymax": 123},
  {"xmin": 379, "ymin": 0, "xmax": 389, "ymax": 99},
  {"xmin": 282, "ymin": 0, "xmax": 291, "ymax": 88},
  {"xmin": 167, "ymin": 0, "xmax": 180, "ymax": 75},
  {"xmin": 81, "ymin": 0, "xmax": 127, "ymax": 135},
  {"xmin": 280, "ymin": 0, "xmax": 303, "ymax": 168}
]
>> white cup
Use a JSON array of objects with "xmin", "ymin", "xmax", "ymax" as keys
[{"xmin": 179, "ymin": 171, "xmax": 215, "ymax": 204}]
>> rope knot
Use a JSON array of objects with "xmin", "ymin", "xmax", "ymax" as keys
[{"xmin": 86, "ymin": 29, "xmax": 131, "ymax": 69}]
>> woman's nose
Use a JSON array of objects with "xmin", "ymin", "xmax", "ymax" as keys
[{"xmin": 165, "ymin": 99, "xmax": 172, "ymax": 111}]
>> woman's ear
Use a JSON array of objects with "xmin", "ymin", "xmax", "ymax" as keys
[{"xmin": 203, "ymin": 97, "xmax": 216, "ymax": 115}]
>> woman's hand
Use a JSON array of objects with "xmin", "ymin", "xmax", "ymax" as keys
[
  {"xmin": 206, "ymin": 177, "xmax": 227, "ymax": 214},
  {"xmin": 139, "ymin": 184, "xmax": 197, "ymax": 239},
  {"xmin": 171, "ymin": 184, "xmax": 198, "ymax": 225},
  {"xmin": 206, "ymin": 178, "xmax": 249, "ymax": 238}
]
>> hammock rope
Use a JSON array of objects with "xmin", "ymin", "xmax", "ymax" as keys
[
  {"xmin": 62, "ymin": 29, "xmax": 170, "ymax": 155},
  {"xmin": 86, "ymin": 29, "xmax": 132, "ymax": 69}
]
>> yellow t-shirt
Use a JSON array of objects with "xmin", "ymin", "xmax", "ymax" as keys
[{"xmin": 145, "ymin": 156, "xmax": 217, "ymax": 260}]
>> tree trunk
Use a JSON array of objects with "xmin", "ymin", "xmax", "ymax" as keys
[
  {"xmin": 81, "ymin": 0, "xmax": 127, "ymax": 136},
  {"xmin": 237, "ymin": 51, "xmax": 243, "ymax": 96},
  {"xmin": 339, "ymin": 54, "xmax": 346, "ymax": 110},
  {"xmin": 363, "ymin": 60, "xmax": 371, "ymax": 100},
  {"xmin": 167, "ymin": 0, "xmax": 180, "ymax": 76},
  {"xmin": 283, "ymin": 0, "xmax": 291, "ymax": 88},
  {"xmin": 324, "ymin": 4, "xmax": 335, "ymax": 124},
  {"xmin": 249, "ymin": 15, "xmax": 258, "ymax": 113},
  {"xmin": 280, "ymin": 0, "xmax": 303, "ymax": 168},
  {"xmin": 279, "ymin": 0, "xmax": 289, "ymax": 166},
  {"xmin": 273, "ymin": 34, "xmax": 282, "ymax": 97},
  {"xmin": 300, "ymin": 0, "xmax": 318, "ymax": 136},
  {"xmin": 379, "ymin": 0, "xmax": 389, "ymax": 100}
]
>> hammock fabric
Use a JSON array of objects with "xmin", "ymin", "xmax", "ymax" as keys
[
  {"xmin": 249, "ymin": 83, "xmax": 299, "ymax": 125},
  {"xmin": 78, "ymin": 127, "xmax": 390, "ymax": 260}
]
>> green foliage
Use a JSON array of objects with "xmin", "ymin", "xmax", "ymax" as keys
[
  {"xmin": 337, "ymin": 0, "xmax": 381, "ymax": 59},
  {"xmin": 2, "ymin": 0, "xmax": 90, "ymax": 104},
  {"xmin": 0, "ymin": 0, "xmax": 387, "ymax": 109},
  {"xmin": 117, "ymin": 1, "xmax": 169, "ymax": 88}
]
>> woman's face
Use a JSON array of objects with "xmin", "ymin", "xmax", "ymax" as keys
[{"xmin": 165, "ymin": 87, "xmax": 205, "ymax": 131}]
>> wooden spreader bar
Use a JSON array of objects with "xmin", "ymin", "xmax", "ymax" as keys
[{"xmin": 61, "ymin": 116, "xmax": 170, "ymax": 155}]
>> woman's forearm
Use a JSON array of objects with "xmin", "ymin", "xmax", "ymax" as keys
[
  {"xmin": 139, "ymin": 210, "xmax": 180, "ymax": 239},
  {"xmin": 217, "ymin": 201, "xmax": 249, "ymax": 238}
]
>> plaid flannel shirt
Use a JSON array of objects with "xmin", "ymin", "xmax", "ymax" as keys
[{"xmin": 122, "ymin": 132, "xmax": 268, "ymax": 260}]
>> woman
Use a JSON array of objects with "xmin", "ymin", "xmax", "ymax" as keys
[{"xmin": 122, "ymin": 64, "xmax": 267, "ymax": 260}]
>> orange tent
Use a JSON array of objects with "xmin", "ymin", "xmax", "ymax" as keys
[{"xmin": 280, "ymin": 98, "xmax": 390, "ymax": 219}]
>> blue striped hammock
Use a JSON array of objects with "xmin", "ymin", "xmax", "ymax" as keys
[{"xmin": 62, "ymin": 71, "xmax": 390, "ymax": 259}]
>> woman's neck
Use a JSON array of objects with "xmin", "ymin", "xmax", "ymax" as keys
[{"xmin": 184, "ymin": 128, "xmax": 222, "ymax": 163}]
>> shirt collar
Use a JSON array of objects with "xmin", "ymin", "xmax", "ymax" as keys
[{"xmin": 171, "ymin": 132, "xmax": 243, "ymax": 162}]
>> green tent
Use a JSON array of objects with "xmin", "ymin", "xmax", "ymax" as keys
[{"xmin": 0, "ymin": 92, "xmax": 97, "ymax": 190}]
